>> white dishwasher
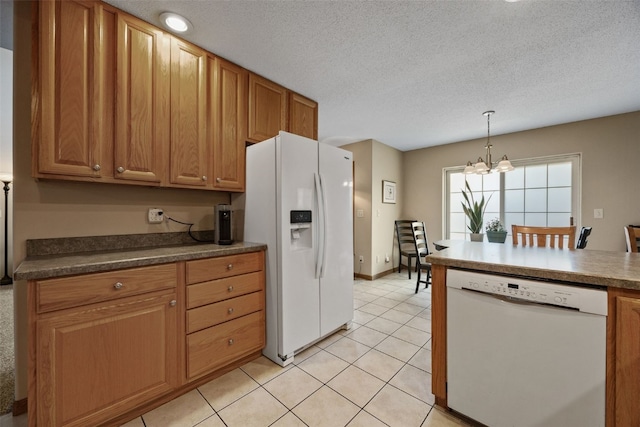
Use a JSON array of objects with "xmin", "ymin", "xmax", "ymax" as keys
[{"xmin": 447, "ymin": 269, "xmax": 607, "ymax": 427}]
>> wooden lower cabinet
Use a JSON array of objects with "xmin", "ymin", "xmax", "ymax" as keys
[
  {"xmin": 607, "ymin": 288, "xmax": 640, "ymax": 427},
  {"xmin": 185, "ymin": 252, "xmax": 266, "ymax": 381},
  {"xmin": 29, "ymin": 252, "xmax": 266, "ymax": 427},
  {"xmin": 188, "ymin": 311, "xmax": 265, "ymax": 379},
  {"xmin": 34, "ymin": 290, "xmax": 178, "ymax": 427}
]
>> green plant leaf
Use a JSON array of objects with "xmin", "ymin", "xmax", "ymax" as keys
[{"xmin": 460, "ymin": 181, "xmax": 493, "ymax": 233}]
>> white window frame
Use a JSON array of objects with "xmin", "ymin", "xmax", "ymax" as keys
[{"xmin": 442, "ymin": 153, "xmax": 582, "ymax": 240}]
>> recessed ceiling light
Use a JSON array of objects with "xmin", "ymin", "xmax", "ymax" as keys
[{"xmin": 159, "ymin": 12, "xmax": 192, "ymax": 33}]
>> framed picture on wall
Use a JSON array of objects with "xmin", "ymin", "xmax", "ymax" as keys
[{"xmin": 382, "ymin": 180, "xmax": 396, "ymax": 204}]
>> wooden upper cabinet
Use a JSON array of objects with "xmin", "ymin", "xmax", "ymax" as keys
[
  {"xmin": 247, "ymin": 73, "xmax": 287, "ymax": 143},
  {"xmin": 169, "ymin": 38, "xmax": 208, "ymax": 187},
  {"xmin": 288, "ymin": 92, "xmax": 318, "ymax": 140},
  {"xmin": 37, "ymin": 0, "xmax": 106, "ymax": 178},
  {"xmin": 115, "ymin": 13, "xmax": 169, "ymax": 184},
  {"xmin": 209, "ymin": 56, "xmax": 248, "ymax": 191}
]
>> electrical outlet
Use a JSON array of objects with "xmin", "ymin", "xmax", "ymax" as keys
[
  {"xmin": 385, "ymin": 254, "xmax": 390, "ymax": 263},
  {"xmin": 359, "ymin": 255, "xmax": 364, "ymax": 263},
  {"xmin": 148, "ymin": 208, "xmax": 164, "ymax": 223}
]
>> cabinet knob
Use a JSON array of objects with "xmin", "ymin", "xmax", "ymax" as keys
[
  {"xmin": 228, "ymin": 308, "xmax": 234, "ymax": 314},
  {"xmin": 116, "ymin": 166, "xmax": 125, "ymax": 173},
  {"xmin": 202, "ymin": 176, "xmax": 207, "ymax": 181},
  {"xmin": 93, "ymin": 164, "xmax": 101, "ymax": 171},
  {"xmin": 114, "ymin": 282, "xmax": 124, "ymax": 290},
  {"xmin": 228, "ymin": 339, "xmax": 234, "ymax": 345},
  {"xmin": 228, "ymin": 285, "xmax": 234, "ymax": 292},
  {"xmin": 227, "ymin": 264, "xmax": 233, "ymax": 270},
  {"xmin": 169, "ymin": 300, "xmax": 177, "ymax": 307},
  {"xmin": 216, "ymin": 177, "xmax": 221, "ymax": 183}
]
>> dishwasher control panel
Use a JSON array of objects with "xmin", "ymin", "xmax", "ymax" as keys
[{"xmin": 447, "ymin": 269, "xmax": 607, "ymax": 315}]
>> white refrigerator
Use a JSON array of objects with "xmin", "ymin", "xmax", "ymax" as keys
[{"xmin": 244, "ymin": 131, "xmax": 354, "ymax": 366}]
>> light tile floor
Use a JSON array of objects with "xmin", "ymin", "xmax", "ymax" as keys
[{"xmin": 0, "ymin": 272, "xmax": 469, "ymax": 427}]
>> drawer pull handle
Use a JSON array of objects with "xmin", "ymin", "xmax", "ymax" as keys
[
  {"xmin": 228, "ymin": 339, "xmax": 234, "ymax": 345},
  {"xmin": 228, "ymin": 308, "xmax": 234, "ymax": 314},
  {"xmin": 93, "ymin": 164, "xmax": 101, "ymax": 171},
  {"xmin": 202, "ymin": 175, "xmax": 207, "ymax": 181},
  {"xmin": 116, "ymin": 166, "xmax": 125, "ymax": 173},
  {"xmin": 169, "ymin": 300, "xmax": 177, "ymax": 307},
  {"xmin": 227, "ymin": 264, "xmax": 233, "ymax": 270},
  {"xmin": 228, "ymin": 286, "xmax": 234, "ymax": 292},
  {"xmin": 114, "ymin": 282, "xmax": 124, "ymax": 290}
]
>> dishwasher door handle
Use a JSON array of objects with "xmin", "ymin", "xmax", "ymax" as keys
[{"xmin": 459, "ymin": 287, "xmax": 579, "ymax": 311}]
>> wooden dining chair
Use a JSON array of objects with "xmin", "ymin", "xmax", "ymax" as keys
[
  {"xmin": 624, "ymin": 226, "xmax": 640, "ymax": 253},
  {"xmin": 511, "ymin": 225, "xmax": 577, "ymax": 249},
  {"xmin": 411, "ymin": 221, "xmax": 431, "ymax": 293},
  {"xmin": 395, "ymin": 220, "xmax": 417, "ymax": 278}
]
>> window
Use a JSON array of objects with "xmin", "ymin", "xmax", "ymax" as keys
[{"xmin": 445, "ymin": 154, "xmax": 581, "ymax": 240}]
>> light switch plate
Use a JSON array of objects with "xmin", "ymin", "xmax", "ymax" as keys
[{"xmin": 594, "ymin": 208, "xmax": 603, "ymax": 219}]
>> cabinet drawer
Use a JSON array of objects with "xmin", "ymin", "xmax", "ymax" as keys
[
  {"xmin": 36, "ymin": 263, "xmax": 177, "ymax": 313},
  {"xmin": 186, "ymin": 271, "xmax": 264, "ymax": 309},
  {"xmin": 187, "ymin": 311, "xmax": 265, "ymax": 379},
  {"xmin": 186, "ymin": 251, "xmax": 263, "ymax": 284},
  {"xmin": 187, "ymin": 291, "xmax": 263, "ymax": 333}
]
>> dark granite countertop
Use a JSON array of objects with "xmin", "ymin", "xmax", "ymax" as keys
[
  {"xmin": 14, "ymin": 232, "xmax": 267, "ymax": 281},
  {"xmin": 426, "ymin": 242, "xmax": 640, "ymax": 291}
]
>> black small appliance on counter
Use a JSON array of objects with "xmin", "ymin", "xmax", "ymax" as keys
[{"xmin": 215, "ymin": 204, "xmax": 233, "ymax": 245}]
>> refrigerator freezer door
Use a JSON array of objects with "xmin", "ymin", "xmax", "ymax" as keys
[
  {"xmin": 278, "ymin": 133, "xmax": 321, "ymax": 356},
  {"xmin": 318, "ymin": 143, "xmax": 354, "ymax": 336},
  {"xmin": 244, "ymin": 137, "xmax": 279, "ymax": 362}
]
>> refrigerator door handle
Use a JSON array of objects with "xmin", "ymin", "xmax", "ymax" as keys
[
  {"xmin": 314, "ymin": 173, "xmax": 324, "ymax": 279},
  {"xmin": 318, "ymin": 173, "xmax": 328, "ymax": 278}
]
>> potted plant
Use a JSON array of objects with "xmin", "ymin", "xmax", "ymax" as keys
[
  {"xmin": 461, "ymin": 181, "xmax": 491, "ymax": 242},
  {"xmin": 485, "ymin": 217, "xmax": 508, "ymax": 243}
]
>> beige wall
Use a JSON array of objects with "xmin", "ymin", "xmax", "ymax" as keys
[
  {"xmin": 403, "ymin": 111, "xmax": 640, "ymax": 253},
  {"xmin": 342, "ymin": 139, "xmax": 403, "ymax": 277},
  {"xmin": 11, "ymin": 1, "xmax": 229, "ymax": 400},
  {"xmin": 371, "ymin": 140, "xmax": 403, "ymax": 276},
  {"xmin": 342, "ymin": 140, "xmax": 372, "ymax": 276}
]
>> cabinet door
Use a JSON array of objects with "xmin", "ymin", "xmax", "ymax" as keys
[
  {"xmin": 288, "ymin": 92, "xmax": 318, "ymax": 140},
  {"xmin": 210, "ymin": 56, "xmax": 247, "ymax": 191},
  {"xmin": 37, "ymin": 0, "xmax": 105, "ymax": 177},
  {"xmin": 247, "ymin": 73, "xmax": 287, "ymax": 143},
  {"xmin": 115, "ymin": 13, "xmax": 168, "ymax": 184},
  {"xmin": 169, "ymin": 38, "xmax": 208, "ymax": 187},
  {"xmin": 615, "ymin": 296, "xmax": 640, "ymax": 426},
  {"xmin": 36, "ymin": 291, "xmax": 178, "ymax": 427}
]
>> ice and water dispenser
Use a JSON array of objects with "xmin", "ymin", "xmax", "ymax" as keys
[{"xmin": 290, "ymin": 210, "xmax": 312, "ymax": 250}]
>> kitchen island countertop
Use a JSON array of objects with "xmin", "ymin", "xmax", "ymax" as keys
[
  {"xmin": 426, "ymin": 242, "xmax": 640, "ymax": 291},
  {"xmin": 14, "ymin": 241, "xmax": 267, "ymax": 281}
]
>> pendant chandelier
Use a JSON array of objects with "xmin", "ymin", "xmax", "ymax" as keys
[{"xmin": 463, "ymin": 110, "xmax": 514, "ymax": 175}]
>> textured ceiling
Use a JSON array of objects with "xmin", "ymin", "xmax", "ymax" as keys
[{"xmin": 103, "ymin": 0, "xmax": 640, "ymax": 152}]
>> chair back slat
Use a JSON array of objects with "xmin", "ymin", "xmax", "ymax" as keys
[{"xmin": 511, "ymin": 225, "xmax": 576, "ymax": 249}]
